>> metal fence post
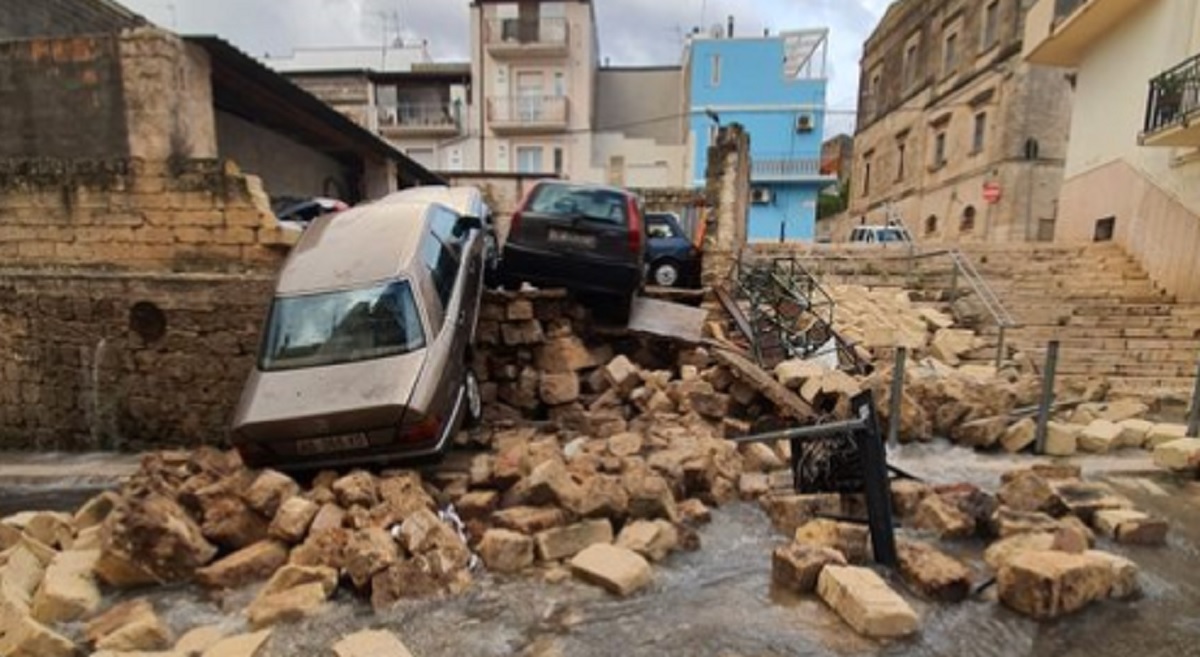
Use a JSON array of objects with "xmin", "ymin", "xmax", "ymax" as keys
[
  {"xmin": 1033, "ymin": 340, "xmax": 1060, "ymax": 454},
  {"xmin": 887, "ymin": 346, "xmax": 908, "ymax": 444},
  {"xmin": 948, "ymin": 262, "xmax": 959, "ymax": 305},
  {"xmin": 1188, "ymin": 357, "xmax": 1200, "ymax": 437},
  {"xmin": 994, "ymin": 325, "xmax": 1007, "ymax": 369}
]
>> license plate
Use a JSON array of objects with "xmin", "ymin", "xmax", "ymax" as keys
[
  {"xmin": 296, "ymin": 433, "xmax": 368, "ymax": 455},
  {"xmin": 547, "ymin": 228, "xmax": 597, "ymax": 248}
]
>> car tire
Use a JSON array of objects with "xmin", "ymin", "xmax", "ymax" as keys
[
  {"xmin": 651, "ymin": 260, "xmax": 682, "ymax": 288},
  {"xmin": 463, "ymin": 369, "xmax": 483, "ymax": 429}
]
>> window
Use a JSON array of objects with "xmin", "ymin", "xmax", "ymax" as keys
[
  {"xmin": 646, "ymin": 215, "xmax": 682, "ymax": 239},
  {"xmin": 943, "ymin": 32, "xmax": 958, "ymax": 76},
  {"xmin": 903, "ymin": 41, "xmax": 919, "ymax": 88},
  {"xmin": 516, "ymin": 146, "xmax": 544, "ymax": 173},
  {"xmin": 896, "ymin": 142, "xmax": 907, "ymax": 181},
  {"xmin": 553, "ymin": 71, "xmax": 565, "ymax": 97},
  {"xmin": 405, "ymin": 148, "xmax": 435, "ymax": 169},
  {"xmin": 429, "ymin": 206, "xmax": 467, "ymax": 256},
  {"xmin": 1094, "ymin": 217, "xmax": 1115, "ymax": 242},
  {"xmin": 421, "ymin": 232, "xmax": 460, "ymax": 309},
  {"xmin": 983, "ymin": 0, "xmax": 1000, "ymax": 50},
  {"xmin": 973, "ymin": 113, "xmax": 988, "ymax": 153},
  {"xmin": 925, "ymin": 215, "xmax": 938, "ymax": 235},
  {"xmin": 863, "ymin": 156, "xmax": 872, "ymax": 195},
  {"xmin": 961, "ymin": 205, "xmax": 977, "ymax": 233},
  {"xmin": 258, "ymin": 280, "xmax": 426, "ymax": 372},
  {"xmin": 710, "ymin": 54, "xmax": 721, "ymax": 87},
  {"xmin": 526, "ymin": 183, "xmax": 629, "ymax": 225},
  {"xmin": 553, "ymin": 147, "xmax": 564, "ymax": 176},
  {"xmin": 933, "ymin": 132, "xmax": 947, "ymax": 168}
]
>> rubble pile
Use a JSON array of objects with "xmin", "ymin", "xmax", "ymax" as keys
[{"xmin": 764, "ymin": 462, "xmax": 1167, "ymax": 637}]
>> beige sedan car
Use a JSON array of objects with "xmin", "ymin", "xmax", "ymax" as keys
[{"xmin": 232, "ymin": 189, "xmax": 485, "ymax": 469}]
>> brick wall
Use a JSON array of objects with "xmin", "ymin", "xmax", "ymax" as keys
[{"xmin": 0, "ymin": 158, "xmax": 293, "ymax": 450}]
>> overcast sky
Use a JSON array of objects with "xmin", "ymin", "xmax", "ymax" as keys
[{"xmin": 120, "ymin": 0, "xmax": 892, "ymax": 135}]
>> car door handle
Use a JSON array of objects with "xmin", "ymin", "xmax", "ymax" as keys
[{"xmin": 457, "ymin": 310, "xmax": 467, "ymax": 326}]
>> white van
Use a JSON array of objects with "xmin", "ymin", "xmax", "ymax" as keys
[{"xmin": 848, "ymin": 225, "xmax": 913, "ymax": 244}]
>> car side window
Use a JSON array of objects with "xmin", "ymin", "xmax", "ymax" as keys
[
  {"xmin": 429, "ymin": 206, "xmax": 464, "ymax": 257},
  {"xmin": 647, "ymin": 217, "xmax": 672, "ymax": 239},
  {"xmin": 420, "ymin": 231, "xmax": 460, "ymax": 311}
]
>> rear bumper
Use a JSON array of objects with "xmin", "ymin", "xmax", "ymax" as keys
[
  {"xmin": 502, "ymin": 243, "xmax": 642, "ymax": 296},
  {"xmin": 233, "ymin": 388, "xmax": 466, "ymax": 472}
]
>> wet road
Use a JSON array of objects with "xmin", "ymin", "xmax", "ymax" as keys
[{"xmin": 6, "ymin": 445, "xmax": 1200, "ymax": 657}]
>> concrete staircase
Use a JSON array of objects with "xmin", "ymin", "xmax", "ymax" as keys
[
  {"xmin": 752, "ymin": 241, "xmax": 1200, "ymax": 399},
  {"xmin": 957, "ymin": 242, "xmax": 1200, "ymax": 398}
]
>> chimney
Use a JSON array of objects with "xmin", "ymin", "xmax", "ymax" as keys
[{"xmin": 727, "ymin": 15, "xmax": 734, "ymax": 38}]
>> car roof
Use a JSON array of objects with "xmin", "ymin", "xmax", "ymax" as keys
[
  {"xmin": 275, "ymin": 197, "xmax": 433, "ymax": 296},
  {"xmin": 533, "ymin": 179, "xmax": 633, "ymax": 197},
  {"xmin": 386, "ymin": 185, "xmax": 482, "ymax": 217}
]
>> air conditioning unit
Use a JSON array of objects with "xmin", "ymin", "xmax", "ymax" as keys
[
  {"xmin": 795, "ymin": 114, "xmax": 814, "ymax": 133},
  {"xmin": 751, "ymin": 187, "xmax": 774, "ymax": 205}
]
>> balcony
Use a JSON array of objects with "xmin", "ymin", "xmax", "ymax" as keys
[
  {"xmin": 1141, "ymin": 54, "xmax": 1200, "ymax": 147},
  {"xmin": 751, "ymin": 154, "xmax": 831, "ymax": 182},
  {"xmin": 487, "ymin": 96, "xmax": 568, "ymax": 134},
  {"xmin": 1024, "ymin": 0, "xmax": 1145, "ymax": 67},
  {"xmin": 377, "ymin": 103, "xmax": 461, "ymax": 138},
  {"xmin": 484, "ymin": 18, "xmax": 569, "ymax": 58}
]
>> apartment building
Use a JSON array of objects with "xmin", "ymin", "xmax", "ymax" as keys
[
  {"xmin": 685, "ymin": 28, "xmax": 837, "ymax": 241},
  {"xmin": 1024, "ymin": 0, "xmax": 1200, "ymax": 300},
  {"xmin": 846, "ymin": 0, "xmax": 1073, "ymax": 243}
]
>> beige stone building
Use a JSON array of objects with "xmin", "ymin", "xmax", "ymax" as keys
[
  {"xmin": 1024, "ymin": 0, "xmax": 1200, "ymax": 301},
  {"xmin": 842, "ymin": 0, "xmax": 1073, "ymax": 243}
]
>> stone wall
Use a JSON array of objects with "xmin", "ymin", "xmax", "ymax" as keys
[
  {"xmin": 0, "ymin": 158, "xmax": 292, "ymax": 450},
  {"xmin": 701, "ymin": 125, "xmax": 750, "ymax": 287},
  {"xmin": 0, "ymin": 0, "xmax": 144, "ymax": 40}
]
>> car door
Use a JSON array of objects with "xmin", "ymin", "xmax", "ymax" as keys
[
  {"xmin": 516, "ymin": 182, "xmax": 634, "ymax": 265},
  {"xmin": 420, "ymin": 215, "xmax": 467, "ymax": 433}
]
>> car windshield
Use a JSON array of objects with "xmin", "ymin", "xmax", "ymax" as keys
[
  {"xmin": 527, "ymin": 184, "xmax": 628, "ymax": 225},
  {"xmin": 259, "ymin": 279, "xmax": 426, "ymax": 372}
]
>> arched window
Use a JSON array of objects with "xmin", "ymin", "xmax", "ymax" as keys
[
  {"xmin": 925, "ymin": 215, "xmax": 938, "ymax": 235},
  {"xmin": 961, "ymin": 205, "xmax": 977, "ymax": 232}
]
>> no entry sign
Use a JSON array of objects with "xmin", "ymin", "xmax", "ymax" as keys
[{"xmin": 983, "ymin": 181, "xmax": 1002, "ymax": 204}]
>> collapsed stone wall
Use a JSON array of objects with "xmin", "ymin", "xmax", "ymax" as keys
[{"xmin": 0, "ymin": 158, "xmax": 291, "ymax": 450}]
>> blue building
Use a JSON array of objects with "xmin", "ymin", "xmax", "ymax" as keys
[{"xmin": 685, "ymin": 29, "xmax": 836, "ymax": 242}]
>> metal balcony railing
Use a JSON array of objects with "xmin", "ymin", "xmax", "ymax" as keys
[
  {"xmin": 485, "ymin": 17, "xmax": 569, "ymax": 46},
  {"xmin": 752, "ymin": 155, "xmax": 825, "ymax": 180},
  {"xmin": 1144, "ymin": 53, "xmax": 1200, "ymax": 136},
  {"xmin": 377, "ymin": 103, "xmax": 460, "ymax": 130},
  {"xmin": 487, "ymin": 96, "xmax": 568, "ymax": 126}
]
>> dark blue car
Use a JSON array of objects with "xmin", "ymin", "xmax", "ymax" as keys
[{"xmin": 645, "ymin": 212, "xmax": 702, "ymax": 288}]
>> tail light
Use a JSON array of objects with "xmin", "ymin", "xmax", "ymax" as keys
[
  {"xmin": 626, "ymin": 198, "xmax": 643, "ymax": 254},
  {"xmin": 510, "ymin": 210, "xmax": 523, "ymax": 237},
  {"xmin": 397, "ymin": 415, "xmax": 442, "ymax": 444}
]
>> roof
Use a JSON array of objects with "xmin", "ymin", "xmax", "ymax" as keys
[
  {"xmin": 261, "ymin": 44, "xmax": 431, "ymax": 74},
  {"xmin": 185, "ymin": 36, "xmax": 442, "ymax": 186},
  {"xmin": 277, "ymin": 198, "xmax": 433, "ymax": 295},
  {"xmin": 385, "ymin": 186, "xmax": 484, "ymax": 218}
]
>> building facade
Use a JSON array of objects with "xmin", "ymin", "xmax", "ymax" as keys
[
  {"xmin": 1024, "ymin": 0, "xmax": 1200, "ymax": 300},
  {"xmin": 685, "ymin": 29, "xmax": 835, "ymax": 242},
  {"xmin": 845, "ymin": 0, "xmax": 1073, "ymax": 244}
]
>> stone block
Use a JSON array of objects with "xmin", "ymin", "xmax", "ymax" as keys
[
  {"xmin": 897, "ymin": 541, "xmax": 971, "ymax": 602},
  {"xmin": 246, "ymin": 581, "xmax": 329, "ymax": 629},
  {"xmin": 793, "ymin": 519, "xmax": 871, "ymax": 563},
  {"xmin": 912, "ymin": 495, "xmax": 974, "ymax": 539},
  {"xmin": 478, "ymin": 529, "xmax": 534, "ymax": 574},
  {"xmin": 332, "ymin": 629, "xmax": 415, "ymax": 657},
  {"xmin": 603, "ymin": 355, "xmax": 641, "ymax": 394},
  {"xmin": 1044, "ymin": 422, "xmax": 1081, "ymax": 456},
  {"xmin": 817, "ymin": 565, "xmax": 919, "ymax": 638},
  {"xmin": 539, "ymin": 372, "xmax": 580, "ymax": 406},
  {"xmin": 344, "ymin": 527, "xmax": 399, "ymax": 590},
  {"xmin": 1092, "ymin": 509, "xmax": 1168, "ymax": 545},
  {"xmin": 1153, "ymin": 437, "xmax": 1200, "ymax": 471},
  {"xmin": 1078, "ymin": 419, "xmax": 1121, "ymax": 453},
  {"xmin": 569, "ymin": 543, "xmax": 652, "ymax": 596},
  {"xmin": 1146, "ymin": 423, "xmax": 1188, "ymax": 449},
  {"xmin": 244, "ymin": 470, "xmax": 300, "ymax": 518},
  {"xmin": 615, "ymin": 520, "xmax": 679, "ymax": 562},
  {"xmin": 983, "ymin": 533, "xmax": 1057, "ymax": 571},
  {"xmin": 0, "ymin": 605, "xmax": 76, "ymax": 657},
  {"xmin": 1085, "ymin": 550, "xmax": 1141, "ymax": 600},
  {"xmin": 771, "ymin": 543, "xmax": 846, "ymax": 594},
  {"xmin": 268, "ymin": 497, "xmax": 319, "ymax": 544},
  {"xmin": 1115, "ymin": 418, "xmax": 1154, "ymax": 449},
  {"xmin": 890, "ymin": 480, "xmax": 933, "ymax": 518},
  {"xmin": 331, "ymin": 471, "xmax": 379, "ymax": 508},
  {"xmin": 197, "ymin": 629, "xmax": 271, "ymax": 657},
  {"xmin": 1000, "ymin": 418, "xmax": 1037, "ymax": 453},
  {"xmin": 997, "ymin": 550, "xmax": 1113, "ymax": 619},
  {"xmin": 492, "ymin": 506, "xmax": 568, "ymax": 535},
  {"xmin": 30, "ymin": 549, "xmax": 101, "ymax": 624},
  {"xmin": 194, "ymin": 540, "xmax": 288, "ymax": 589},
  {"xmin": 534, "ymin": 520, "xmax": 613, "ymax": 562},
  {"xmin": 997, "ymin": 470, "xmax": 1067, "ymax": 516}
]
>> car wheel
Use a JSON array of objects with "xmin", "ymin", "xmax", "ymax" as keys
[
  {"xmin": 463, "ymin": 369, "xmax": 483, "ymax": 429},
  {"xmin": 651, "ymin": 260, "xmax": 681, "ymax": 288}
]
